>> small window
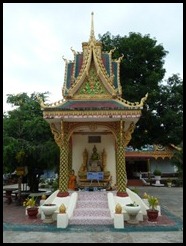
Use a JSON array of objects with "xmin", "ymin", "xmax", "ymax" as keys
[{"xmin": 88, "ymin": 136, "xmax": 101, "ymax": 143}]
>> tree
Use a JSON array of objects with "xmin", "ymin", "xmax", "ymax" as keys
[
  {"xmin": 155, "ymin": 74, "xmax": 183, "ymax": 145},
  {"xmin": 3, "ymin": 92, "xmax": 59, "ymax": 192},
  {"xmin": 170, "ymin": 143, "xmax": 183, "ymax": 180},
  {"xmin": 99, "ymin": 32, "xmax": 183, "ymax": 147}
]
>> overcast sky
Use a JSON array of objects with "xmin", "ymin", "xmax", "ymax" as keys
[{"xmin": 3, "ymin": 3, "xmax": 183, "ymax": 112}]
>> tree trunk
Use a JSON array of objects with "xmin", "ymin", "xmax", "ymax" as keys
[{"xmin": 27, "ymin": 173, "xmax": 40, "ymax": 192}]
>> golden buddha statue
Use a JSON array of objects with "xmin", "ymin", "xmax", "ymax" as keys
[
  {"xmin": 78, "ymin": 148, "xmax": 88, "ymax": 179},
  {"xmin": 78, "ymin": 146, "xmax": 110, "ymax": 180}
]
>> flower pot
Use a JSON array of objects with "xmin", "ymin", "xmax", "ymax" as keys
[
  {"xmin": 154, "ymin": 176, "xmax": 161, "ymax": 185},
  {"xmin": 27, "ymin": 207, "xmax": 39, "ymax": 219},
  {"xmin": 125, "ymin": 205, "xmax": 141, "ymax": 215},
  {"xmin": 146, "ymin": 209, "xmax": 159, "ymax": 222},
  {"xmin": 40, "ymin": 204, "xmax": 58, "ymax": 223},
  {"xmin": 124, "ymin": 204, "xmax": 141, "ymax": 224},
  {"xmin": 167, "ymin": 182, "xmax": 172, "ymax": 187}
]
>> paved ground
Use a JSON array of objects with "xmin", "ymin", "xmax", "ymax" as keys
[{"xmin": 3, "ymin": 186, "xmax": 183, "ymax": 243}]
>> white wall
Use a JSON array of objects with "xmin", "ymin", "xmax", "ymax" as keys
[
  {"xmin": 150, "ymin": 159, "xmax": 175, "ymax": 173},
  {"xmin": 72, "ymin": 134, "xmax": 117, "ymax": 185}
]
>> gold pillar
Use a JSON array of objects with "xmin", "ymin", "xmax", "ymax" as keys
[
  {"xmin": 50, "ymin": 121, "xmax": 69, "ymax": 197},
  {"xmin": 116, "ymin": 120, "xmax": 128, "ymax": 197},
  {"xmin": 68, "ymin": 137, "xmax": 72, "ymax": 172}
]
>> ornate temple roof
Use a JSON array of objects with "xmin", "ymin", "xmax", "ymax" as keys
[
  {"xmin": 39, "ymin": 13, "xmax": 148, "ymax": 119},
  {"xmin": 62, "ymin": 12, "xmax": 123, "ymax": 100},
  {"xmin": 125, "ymin": 144, "xmax": 175, "ymax": 160}
]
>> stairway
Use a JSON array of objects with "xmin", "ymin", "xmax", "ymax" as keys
[{"xmin": 69, "ymin": 191, "xmax": 113, "ymax": 225}]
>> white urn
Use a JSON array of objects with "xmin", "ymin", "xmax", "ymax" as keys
[
  {"xmin": 40, "ymin": 204, "xmax": 58, "ymax": 223},
  {"xmin": 124, "ymin": 203, "xmax": 141, "ymax": 224}
]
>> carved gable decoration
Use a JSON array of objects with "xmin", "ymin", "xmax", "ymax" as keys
[
  {"xmin": 75, "ymin": 64, "xmax": 110, "ymax": 99},
  {"xmin": 39, "ymin": 13, "xmax": 148, "ymax": 111}
]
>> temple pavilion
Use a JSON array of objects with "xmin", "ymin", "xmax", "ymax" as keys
[{"xmin": 38, "ymin": 13, "xmax": 148, "ymax": 197}]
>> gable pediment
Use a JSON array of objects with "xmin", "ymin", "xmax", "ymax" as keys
[
  {"xmin": 74, "ymin": 63, "xmax": 111, "ymax": 99},
  {"xmin": 63, "ymin": 42, "xmax": 123, "ymax": 99}
]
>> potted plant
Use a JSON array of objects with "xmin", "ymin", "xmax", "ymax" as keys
[
  {"xmin": 153, "ymin": 169, "xmax": 162, "ymax": 186},
  {"xmin": 146, "ymin": 194, "xmax": 159, "ymax": 222},
  {"xmin": 166, "ymin": 178, "xmax": 172, "ymax": 187},
  {"xmin": 153, "ymin": 169, "xmax": 162, "ymax": 177},
  {"xmin": 142, "ymin": 192, "xmax": 149, "ymax": 206},
  {"xmin": 23, "ymin": 196, "xmax": 39, "ymax": 219}
]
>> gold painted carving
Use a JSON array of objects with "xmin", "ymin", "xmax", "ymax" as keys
[
  {"xmin": 124, "ymin": 122, "xmax": 135, "ymax": 146},
  {"xmin": 79, "ymin": 67, "xmax": 106, "ymax": 96},
  {"xmin": 89, "ymin": 123, "xmax": 97, "ymax": 131},
  {"xmin": 50, "ymin": 121, "xmax": 67, "ymax": 148}
]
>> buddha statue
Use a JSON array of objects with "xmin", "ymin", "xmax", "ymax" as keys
[
  {"xmin": 91, "ymin": 145, "xmax": 100, "ymax": 161},
  {"xmin": 78, "ymin": 146, "xmax": 110, "ymax": 180},
  {"xmin": 88, "ymin": 145, "xmax": 102, "ymax": 172},
  {"xmin": 78, "ymin": 148, "xmax": 88, "ymax": 179},
  {"xmin": 101, "ymin": 148, "xmax": 110, "ymax": 179}
]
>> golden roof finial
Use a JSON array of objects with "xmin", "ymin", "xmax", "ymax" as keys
[
  {"xmin": 90, "ymin": 12, "xmax": 95, "ymax": 41},
  {"xmin": 62, "ymin": 55, "xmax": 68, "ymax": 63},
  {"xmin": 71, "ymin": 47, "xmax": 76, "ymax": 56}
]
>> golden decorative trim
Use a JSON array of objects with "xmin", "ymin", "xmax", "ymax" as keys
[
  {"xmin": 125, "ymin": 151, "xmax": 174, "ymax": 160},
  {"xmin": 66, "ymin": 121, "xmax": 119, "ymax": 141},
  {"xmin": 115, "ymin": 93, "xmax": 148, "ymax": 108},
  {"xmin": 89, "ymin": 12, "xmax": 96, "ymax": 41},
  {"xmin": 88, "ymin": 123, "xmax": 97, "ymax": 131},
  {"xmin": 77, "ymin": 65, "xmax": 109, "ymax": 97},
  {"xmin": 124, "ymin": 122, "xmax": 135, "ymax": 142},
  {"xmin": 39, "ymin": 93, "xmax": 148, "ymax": 110},
  {"xmin": 73, "ymin": 94, "xmax": 112, "ymax": 99},
  {"xmin": 43, "ymin": 109, "xmax": 141, "ymax": 116}
]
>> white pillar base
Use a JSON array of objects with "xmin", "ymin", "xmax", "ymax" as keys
[
  {"xmin": 57, "ymin": 213, "xmax": 68, "ymax": 228},
  {"xmin": 114, "ymin": 213, "xmax": 124, "ymax": 229},
  {"xmin": 157, "ymin": 205, "xmax": 161, "ymax": 216}
]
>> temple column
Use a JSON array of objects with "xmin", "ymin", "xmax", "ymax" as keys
[
  {"xmin": 116, "ymin": 146, "xmax": 128, "ymax": 196},
  {"xmin": 116, "ymin": 120, "xmax": 135, "ymax": 197},
  {"xmin": 58, "ymin": 145, "xmax": 69, "ymax": 197},
  {"xmin": 68, "ymin": 137, "xmax": 72, "ymax": 172},
  {"xmin": 116, "ymin": 120, "xmax": 128, "ymax": 197},
  {"xmin": 50, "ymin": 121, "xmax": 69, "ymax": 197}
]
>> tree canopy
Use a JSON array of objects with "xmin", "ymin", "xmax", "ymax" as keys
[
  {"xmin": 99, "ymin": 32, "xmax": 183, "ymax": 148},
  {"xmin": 3, "ymin": 92, "xmax": 59, "ymax": 191}
]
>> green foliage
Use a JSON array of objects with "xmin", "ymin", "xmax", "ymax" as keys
[
  {"xmin": 3, "ymin": 92, "xmax": 59, "ymax": 191},
  {"xmin": 153, "ymin": 169, "xmax": 162, "ymax": 176},
  {"xmin": 157, "ymin": 75, "xmax": 183, "ymax": 145},
  {"xmin": 52, "ymin": 178, "xmax": 59, "ymax": 191},
  {"xmin": 99, "ymin": 32, "xmax": 183, "ymax": 148},
  {"xmin": 147, "ymin": 195, "xmax": 159, "ymax": 210},
  {"xmin": 171, "ymin": 143, "xmax": 183, "ymax": 179}
]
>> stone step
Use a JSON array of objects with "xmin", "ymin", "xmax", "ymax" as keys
[
  {"xmin": 69, "ymin": 216, "xmax": 113, "ymax": 225},
  {"xmin": 73, "ymin": 208, "xmax": 111, "ymax": 217},
  {"xmin": 76, "ymin": 201, "xmax": 108, "ymax": 209}
]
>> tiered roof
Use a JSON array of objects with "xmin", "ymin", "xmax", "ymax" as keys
[{"xmin": 39, "ymin": 13, "xmax": 148, "ymax": 119}]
